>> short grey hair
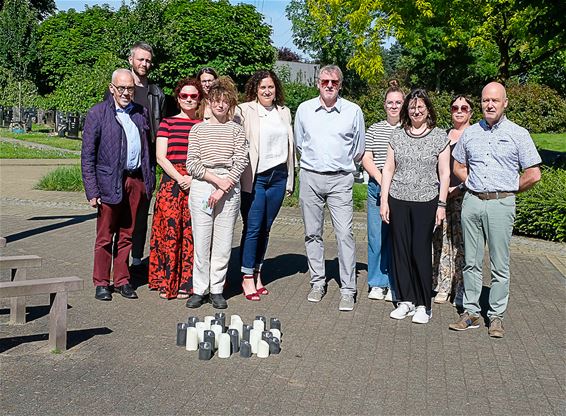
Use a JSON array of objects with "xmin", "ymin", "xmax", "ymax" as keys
[
  {"xmin": 318, "ymin": 65, "xmax": 343, "ymax": 83},
  {"xmin": 112, "ymin": 68, "xmax": 133, "ymax": 84},
  {"xmin": 130, "ymin": 41, "xmax": 154, "ymax": 58}
]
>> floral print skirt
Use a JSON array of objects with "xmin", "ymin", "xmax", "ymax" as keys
[
  {"xmin": 432, "ymin": 193, "xmax": 464, "ymax": 298},
  {"xmin": 148, "ymin": 164, "xmax": 194, "ymax": 298}
]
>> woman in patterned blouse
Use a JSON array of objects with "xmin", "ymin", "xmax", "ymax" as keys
[{"xmin": 380, "ymin": 88, "xmax": 451, "ymax": 324}]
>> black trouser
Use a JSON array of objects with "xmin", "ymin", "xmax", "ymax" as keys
[
  {"xmin": 389, "ymin": 196, "xmax": 437, "ymax": 310},
  {"xmin": 131, "ymin": 195, "xmax": 150, "ymax": 260}
]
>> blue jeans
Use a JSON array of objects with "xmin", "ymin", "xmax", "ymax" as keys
[
  {"xmin": 240, "ymin": 163, "xmax": 287, "ymax": 275},
  {"xmin": 367, "ymin": 179, "xmax": 392, "ymax": 289}
]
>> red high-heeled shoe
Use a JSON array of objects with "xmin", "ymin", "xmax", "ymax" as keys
[
  {"xmin": 254, "ymin": 271, "xmax": 269, "ymax": 295},
  {"xmin": 242, "ymin": 275, "xmax": 260, "ymax": 301}
]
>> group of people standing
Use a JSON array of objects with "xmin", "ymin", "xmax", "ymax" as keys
[{"xmin": 81, "ymin": 41, "xmax": 541, "ymax": 339}]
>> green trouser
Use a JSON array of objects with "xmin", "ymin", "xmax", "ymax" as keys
[{"xmin": 461, "ymin": 192, "xmax": 516, "ymax": 319}]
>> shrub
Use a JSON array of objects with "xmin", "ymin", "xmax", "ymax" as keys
[
  {"xmin": 35, "ymin": 165, "xmax": 84, "ymax": 191},
  {"xmin": 506, "ymin": 82, "xmax": 566, "ymax": 133},
  {"xmin": 283, "ymin": 82, "xmax": 318, "ymax": 117},
  {"xmin": 515, "ymin": 168, "xmax": 566, "ymax": 242}
]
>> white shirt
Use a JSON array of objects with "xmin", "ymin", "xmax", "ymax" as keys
[{"xmin": 257, "ymin": 105, "xmax": 289, "ymax": 173}]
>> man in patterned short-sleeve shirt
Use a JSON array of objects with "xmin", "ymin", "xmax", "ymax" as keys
[{"xmin": 449, "ymin": 82, "xmax": 541, "ymax": 338}]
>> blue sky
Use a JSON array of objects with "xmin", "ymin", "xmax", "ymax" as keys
[{"xmin": 54, "ymin": 0, "xmax": 298, "ymax": 53}]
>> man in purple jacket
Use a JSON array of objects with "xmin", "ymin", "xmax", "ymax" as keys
[{"xmin": 81, "ymin": 69, "xmax": 155, "ymax": 301}]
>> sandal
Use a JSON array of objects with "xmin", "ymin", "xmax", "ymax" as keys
[
  {"xmin": 434, "ymin": 292, "xmax": 449, "ymax": 304},
  {"xmin": 159, "ymin": 290, "xmax": 169, "ymax": 300},
  {"xmin": 254, "ymin": 271, "xmax": 269, "ymax": 295},
  {"xmin": 242, "ymin": 275, "xmax": 260, "ymax": 301},
  {"xmin": 177, "ymin": 290, "xmax": 190, "ymax": 300}
]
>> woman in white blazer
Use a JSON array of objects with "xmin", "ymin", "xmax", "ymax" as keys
[{"xmin": 237, "ymin": 70, "xmax": 295, "ymax": 300}]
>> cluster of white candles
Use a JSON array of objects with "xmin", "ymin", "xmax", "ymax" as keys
[{"xmin": 176, "ymin": 313, "xmax": 282, "ymax": 360}]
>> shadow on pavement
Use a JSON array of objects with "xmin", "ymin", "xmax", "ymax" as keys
[
  {"xmin": 0, "ymin": 304, "xmax": 73, "ymax": 324},
  {"xmin": 0, "ymin": 327, "xmax": 113, "ymax": 353},
  {"xmin": 6, "ymin": 213, "xmax": 96, "ymax": 243}
]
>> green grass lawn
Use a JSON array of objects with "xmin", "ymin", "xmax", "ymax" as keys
[
  {"xmin": 532, "ymin": 133, "xmax": 566, "ymax": 152},
  {"xmin": 0, "ymin": 141, "xmax": 79, "ymax": 159},
  {"xmin": 0, "ymin": 128, "xmax": 82, "ymax": 151}
]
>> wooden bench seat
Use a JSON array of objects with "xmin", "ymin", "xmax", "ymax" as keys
[
  {"xmin": 0, "ymin": 255, "xmax": 43, "ymax": 324},
  {"xmin": 0, "ymin": 275, "xmax": 83, "ymax": 352}
]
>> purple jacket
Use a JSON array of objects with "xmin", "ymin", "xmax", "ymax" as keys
[{"xmin": 81, "ymin": 96, "xmax": 155, "ymax": 204}]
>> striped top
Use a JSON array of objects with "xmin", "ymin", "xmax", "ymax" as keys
[
  {"xmin": 365, "ymin": 120, "xmax": 398, "ymax": 169},
  {"xmin": 157, "ymin": 117, "xmax": 201, "ymax": 164},
  {"xmin": 186, "ymin": 121, "xmax": 249, "ymax": 183}
]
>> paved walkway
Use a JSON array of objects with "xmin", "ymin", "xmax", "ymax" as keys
[{"xmin": 1, "ymin": 159, "xmax": 565, "ymax": 415}]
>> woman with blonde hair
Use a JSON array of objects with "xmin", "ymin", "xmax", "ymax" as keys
[
  {"xmin": 185, "ymin": 76, "xmax": 249, "ymax": 309},
  {"xmin": 361, "ymin": 80, "xmax": 404, "ymax": 302}
]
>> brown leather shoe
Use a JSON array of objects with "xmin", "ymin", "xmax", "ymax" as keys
[{"xmin": 488, "ymin": 317, "xmax": 505, "ymax": 338}]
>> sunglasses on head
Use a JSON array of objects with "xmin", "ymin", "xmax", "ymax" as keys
[
  {"xmin": 320, "ymin": 79, "xmax": 340, "ymax": 88},
  {"xmin": 179, "ymin": 92, "xmax": 199, "ymax": 100},
  {"xmin": 451, "ymin": 105, "xmax": 470, "ymax": 113}
]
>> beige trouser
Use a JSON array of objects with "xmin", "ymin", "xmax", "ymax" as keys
[{"xmin": 189, "ymin": 170, "xmax": 240, "ymax": 295}]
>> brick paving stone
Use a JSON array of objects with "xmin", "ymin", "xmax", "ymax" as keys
[{"xmin": 1, "ymin": 161, "xmax": 565, "ymax": 415}]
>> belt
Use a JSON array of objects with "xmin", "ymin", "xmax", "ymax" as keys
[
  {"xmin": 302, "ymin": 168, "xmax": 349, "ymax": 175},
  {"xmin": 124, "ymin": 168, "xmax": 142, "ymax": 178},
  {"xmin": 469, "ymin": 190, "xmax": 515, "ymax": 200}
]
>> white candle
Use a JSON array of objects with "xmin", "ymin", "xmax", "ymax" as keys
[
  {"xmin": 230, "ymin": 314, "xmax": 242, "ymax": 326},
  {"xmin": 218, "ymin": 333, "xmax": 231, "ymax": 358},
  {"xmin": 230, "ymin": 320, "xmax": 243, "ymax": 336},
  {"xmin": 185, "ymin": 327, "xmax": 198, "ymax": 351},
  {"xmin": 253, "ymin": 319, "xmax": 265, "ymax": 332},
  {"xmin": 249, "ymin": 329, "xmax": 262, "ymax": 354},
  {"xmin": 269, "ymin": 328, "xmax": 281, "ymax": 341},
  {"xmin": 257, "ymin": 340, "xmax": 270, "ymax": 358},
  {"xmin": 204, "ymin": 315, "xmax": 215, "ymax": 329},
  {"xmin": 195, "ymin": 322, "xmax": 206, "ymax": 343},
  {"xmin": 211, "ymin": 324, "xmax": 223, "ymax": 349}
]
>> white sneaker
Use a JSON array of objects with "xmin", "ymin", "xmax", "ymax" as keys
[
  {"xmin": 368, "ymin": 287, "xmax": 386, "ymax": 300},
  {"xmin": 389, "ymin": 302, "xmax": 415, "ymax": 320},
  {"xmin": 384, "ymin": 289, "xmax": 393, "ymax": 302},
  {"xmin": 131, "ymin": 257, "xmax": 142, "ymax": 266},
  {"xmin": 412, "ymin": 306, "xmax": 432, "ymax": 324}
]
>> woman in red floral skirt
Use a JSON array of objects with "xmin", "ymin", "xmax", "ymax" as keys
[{"xmin": 148, "ymin": 78, "xmax": 203, "ymax": 299}]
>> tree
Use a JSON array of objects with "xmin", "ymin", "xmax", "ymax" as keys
[
  {"xmin": 0, "ymin": 0, "xmax": 38, "ymax": 121},
  {"xmin": 302, "ymin": 0, "xmax": 565, "ymax": 85},
  {"xmin": 0, "ymin": 0, "xmax": 55, "ymax": 19},
  {"xmin": 159, "ymin": 0, "xmax": 276, "ymax": 88},
  {"xmin": 36, "ymin": 5, "xmax": 122, "ymax": 93},
  {"xmin": 286, "ymin": 0, "xmax": 367, "ymax": 94},
  {"xmin": 278, "ymin": 47, "xmax": 302, "ymax": 62}
]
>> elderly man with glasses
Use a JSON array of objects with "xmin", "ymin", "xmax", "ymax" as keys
[
  {"xmin": 294, "ymin": 65, "xmax": 366, "ymax": 311},
  {"xmin": 82, "ymin": 69, "xmax": 156, "ymax": 301}
]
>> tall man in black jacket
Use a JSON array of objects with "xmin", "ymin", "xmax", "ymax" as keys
[{"xmin": 128, "ymin": 41, "xmax": 166, "ymax": 266}]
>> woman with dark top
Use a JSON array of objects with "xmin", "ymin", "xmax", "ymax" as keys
[
  {"xmin": 237, "ymin": 70, "xmax": 295, "ymax": 300},
  {"xmin": 361, "ymin": 80, "xmax": 404, "ymax": 302},
  {"xmin": 148, "ymin": 78, "xmax": 203, "ymax": 299},
  {"xmin": 185, "ymin": 77, "xmax": 249, "ymax": 309},
  {"xmin": 196, "ymin": 67, "xmax": 218, "ymax": 120},
  {"xmin": 380, "ymin": 88, "xmax": 451, "ymax": 324},
  {"xmin": 432, "ymin": 95, "xmax": 473, "ymax": 305}
]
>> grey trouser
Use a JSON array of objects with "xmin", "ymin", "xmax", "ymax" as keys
[
  {"xmin": 299, "ymin": 169, "xmax": 356, "ymax": 295},
  {"xmin": 461, "ymin": 191, "xmax": 516, "ymax": 319}
]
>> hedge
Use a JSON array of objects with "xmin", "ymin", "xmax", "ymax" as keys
[{"xmin": 515, "ymin": 168, "xmax": 566, "ymax": 242}]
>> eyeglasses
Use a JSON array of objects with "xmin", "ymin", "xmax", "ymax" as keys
[
  {"xmin": 179, "ymin": 92, "xmax": 200, "ymax": 100},
  {"xmin": 451, "ymin": 105, "xmax": 470, "ymax": 113},
  {"xmin": 409, "ymin": 105, "xmax": 427, "ymax": 114},
  {"xmin": 386, "ymin": 100, "xmax": 403, "ymax": 108},
  {"xmin": 320, "ymin": 79, "xmax": 340, "ymax": 88},
  {"xmin": 111, "ymin": 84, "xmax": 135, "ymax": 94}
]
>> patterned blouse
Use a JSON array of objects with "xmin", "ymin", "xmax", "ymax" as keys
[{"xmin": 389, "ymin": 126, "xmax": 449, "ymax": 202}]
